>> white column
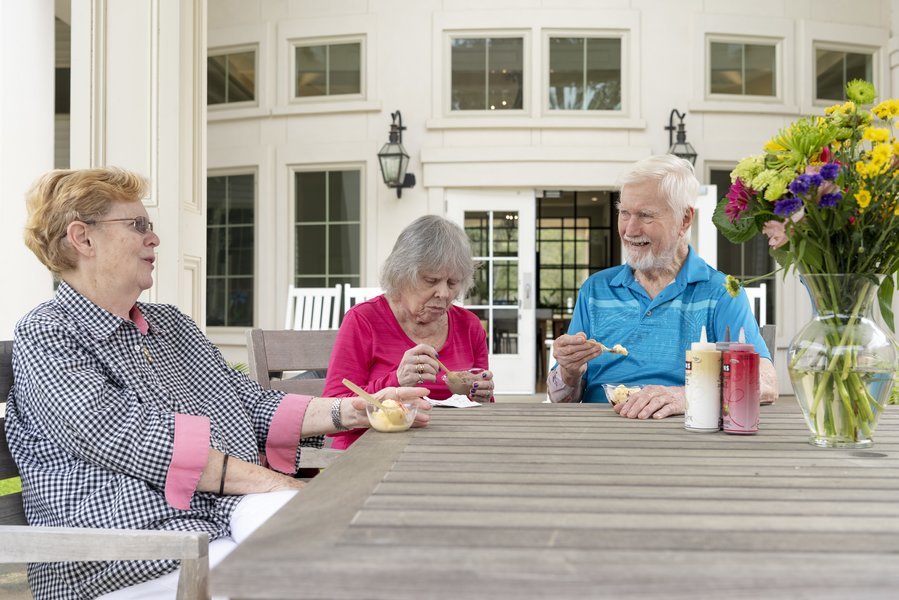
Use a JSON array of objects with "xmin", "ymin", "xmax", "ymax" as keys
[
  {"xmin": 891, "ymin": 0, "xmax": 899, "ymax": 96},
  {"xmin": 70, "ymin": 0, "xmax": 207, "ymax": 323},
  {"xmin": 0, "ymin": 1, "xmax": 56, "ymax": 338}
]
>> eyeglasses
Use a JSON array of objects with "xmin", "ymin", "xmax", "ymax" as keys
[{"xmin": 82, "ymin": 216, "xmax": 154, "ymax": 234}]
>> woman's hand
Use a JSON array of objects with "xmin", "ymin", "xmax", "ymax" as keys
[
  {"xmin": 396, "ymin": 344, "xmax": 440, "ymax": 386},
  {"xmin": 466, "ymin": 369, "xmax": 495, "ymax": 402},
  {"xmin": 552, "ymin": 333, "xmax": 603, "ymax": 387},
  {"xmin": 613, "ymin": 385, "xmax": 685, "ymax": 420}
]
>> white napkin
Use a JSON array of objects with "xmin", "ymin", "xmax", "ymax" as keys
[{"xmin": 427, "ymin": 395, "xmax": 482, "ymax": 408}]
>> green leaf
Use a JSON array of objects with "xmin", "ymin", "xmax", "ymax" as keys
[
  {"xmin": 878, "ymin": 276, "xmax": 895, "ymax": 332},
  {"xmin": 712, "ymin": 198, "xmax": 758, "ymax": 244}
]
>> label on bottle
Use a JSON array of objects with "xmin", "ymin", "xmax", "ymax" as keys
[{"xmin": 721, "ymin": 350, "xmax": 760, "ymax": 434}]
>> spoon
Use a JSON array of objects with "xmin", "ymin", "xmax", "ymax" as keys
[
  {"xmin": 587, "ymin": 339, "xmax": 628, "ymax": 356},
  {"xmin": 341, "ymin": 378, "xmax": 385, "ymax": 409}
]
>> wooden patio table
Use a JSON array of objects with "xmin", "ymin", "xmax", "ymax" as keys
[{"xmin": 212, "ymin": 399, "xmax": 899, "ymax": 599}]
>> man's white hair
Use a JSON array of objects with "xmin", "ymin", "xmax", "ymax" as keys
[{"xmin": 618, "ymin": 154, "xmax": 700, "ymax": 219}]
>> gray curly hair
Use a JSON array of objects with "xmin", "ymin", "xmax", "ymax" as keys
[{"xmin": 380, "ymin": 215, "xmax": 476, "ymax": 300}]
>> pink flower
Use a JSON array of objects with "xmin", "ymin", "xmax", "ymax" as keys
[
  {"xmin": 761, "ymin": 220, "xmax": 788, "ymax": 248},
  {"xmin": 725, "ymin": 179, "xmax": 754, "ymax": 223}
]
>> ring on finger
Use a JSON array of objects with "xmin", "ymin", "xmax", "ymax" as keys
[
  {"xmin": 417, "ymin": 374, "xmax": 423, "ymax": 384},
  {"xmin": 416, "ymin": 364, "xmax": 423, "ymax": 374}
]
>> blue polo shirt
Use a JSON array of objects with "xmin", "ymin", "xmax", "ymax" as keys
[{"xmin": 567, "ymin": 247, "xmax": 771, "ymax": 403}]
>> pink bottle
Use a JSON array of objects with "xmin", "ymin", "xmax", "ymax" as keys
[{"xmin": 721, "ymin": 328, "xmax": 760, "ymax": 435}]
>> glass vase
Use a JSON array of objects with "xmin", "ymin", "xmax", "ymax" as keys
[{"xmin": 788, "ymin": 274, "xmax": 897, "ymax": 448}]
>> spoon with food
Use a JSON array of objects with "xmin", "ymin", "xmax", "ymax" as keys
[
  {"xmin": 587, "ymin": 339, "xmax": 629, "ymax": 356},
  {"xmin": 342, "ymin": 378, "xmax": 408, "ymax": 427}
]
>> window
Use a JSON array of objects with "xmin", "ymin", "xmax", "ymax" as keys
[
  {"xmin": 709, "ymin": 41, "xmax": 776, "ymax": 96},
  {"xmin": 537, "ymin": 191, "xmax": 619, "ymax": 312},
  {"xmin": 815, "ymin": 47, "xmax": 873, "ymax": 101},
  {"xmin": 450, "ymin": 36, "xmax": 524, "ymax": 111},
  {"xmin": 294, "ymin": 170, "xmax": 361, "ymax": 287},
  {"xmin": 207, "ymin": 174, "xmax": 255, "ymax": 327},
  {"xmin": 295, "ymin": 40, "xmax": 362, "ymax": 98},
  {"xmin": 208, "ymin": 49, "xmax": 256, "ymax": 105},
  {"xmin": 710, "ymin": 169, "xmax": 775, "ymax": 325},
  {"xmin": 548, "ymin": 36, "xmax": 621, "ymax": 111}
]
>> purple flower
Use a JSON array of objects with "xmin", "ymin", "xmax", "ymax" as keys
[
  {"xmin": 774, "ymin": 196, "xmax": 803, "ymax": 217},
  {"xmin": 818, "ymin": 192, "xmax": 842, "ymax": 208},
  {"xmin": 806, "ymin": 173, "xmax": 823, "ymax": 187},
  {"xmin": 819, "ymin": 163, "xmax": 840, "ymax": 180},
  {"xmin": 789, "ymin": 176, "xmax": 810, "ymax": 195}
]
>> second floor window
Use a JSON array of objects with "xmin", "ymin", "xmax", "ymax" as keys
[
  {"xmin": 295, "ymin": 41, "xmax": 362, "ymax": 98},
  {"xmin": 207, "ymin": 173, "xmax": 255, "ymax": 327},
  {"xmin": 815, "ymin": 47, "xmax": 873, "ymax": 102},
  {"xmin": 208, "ymin": 50, "xmax": 255, "ymax": 105},
  {"xmin": 709, "ymin": 41, "xmax": 777, "ymax": 97},
  {"xmin": 450, "ymin": 37, "xmax": 524, "ymax": 111},
  {"xmin": 294, "ymin": 170, "xmax": 361, "ymax": 287},
  {"xmin": 548, "ymin": 36, "xmax": 622, "ymax": 111}
]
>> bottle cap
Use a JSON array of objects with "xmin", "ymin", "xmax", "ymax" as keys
[
  {"xmin": 729, "ymin": 327, "xmax": 755, "ymax": 352},
  {"xmin": 691, "ymin": 325, "xmax": 716, "ymax": 351}
]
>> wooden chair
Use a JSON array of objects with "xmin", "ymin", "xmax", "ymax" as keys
[
  {"xmin": 246, "ymin": 329, "xmax": 343, "ymax": 469},
  {"xmin": 284, "ymin": 284, "xmax": 342, "ymax": 330},
  {"xmin": 342, "ymin": 284, "xmax": 383, "ymax": 316},
  {"xmin": 0, "ymin": 341, "xmax": 210, "ymax": 599}
]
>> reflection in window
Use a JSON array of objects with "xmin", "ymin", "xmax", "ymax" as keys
[
  {"xmin": 815, "ymin": 48, "xmax": 873, "ymax": 101},
  {"xmin": 295, "ymin": 41, "xmax": 362, "ymax": 98},
  {"xmin": 709, "ymin": 41, "xmax": 776, "ymax": 96},
  {"xmin": 294, "ymin": 170, "xmax": 361, "ymax": 287},
  {"xmin": 548, "ymin": 37, "xmax": 621, "ymax": 110},
  {"xmin": 451, "ymin": 37, "xmax": 524, "ymax": 111},
  {"xmin": 208, "ymin": 50, "xmax": 256, "ymax": 105},
  {"xmin": 537, "ymin": 192, "xmax": 617, "ymax": 312},
  {"xmin": 207, "ymin": 174, "xmax": 255, "ymax": 326}
]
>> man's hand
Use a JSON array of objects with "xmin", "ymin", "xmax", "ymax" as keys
[
  {"xmin": 613, "ymin": 384, "xmax": 685, "ymax": 420},
  {"xmin": 552, "ymin": 333, "xmax": 603, "ymax": 387}
]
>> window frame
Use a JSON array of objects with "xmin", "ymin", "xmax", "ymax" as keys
[
  {"xmin": 811, "ymin": 42, "xmax": 876, "ymax": 105},
  {"xmin": 289, "ymin": 164, "xmax": 365, "ymax": 289},
  {"xmin": 444, "ymin": 30, "xmax": 530, "ymax": 116},
  {"xmin": 289, "ymin": 35, "xmax": 366, "ymax": 104},
  {"xmin": 705, "ymin": 35, "xmax": 781, "ymax": 103},
  {"xmin": 207, "ymin": 44, "xmax": 259, "ymax": 110},
  {"xmin": 542, "ymin": 30, "xmax": 628, "ymax": 116},
  {"xmin": 205, "ymin": 169, "xmax": 258, "ymax": 329}
]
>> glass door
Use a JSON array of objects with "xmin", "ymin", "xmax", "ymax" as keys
[{"xmin": 447, "ymin": 190, "xmax": 536, "ymax": 394}]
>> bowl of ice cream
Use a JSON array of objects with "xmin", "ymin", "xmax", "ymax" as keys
[
  {"xmin": 442, "ymin": 368, "xmax": 484, "ymax": 395},
  {"xmin": 601, "ymin": 383, "xmax": 642, "ymax": 406},
  {"xmin": 365, "ymin": 398, "xmax": 418, "ymax": 432}
]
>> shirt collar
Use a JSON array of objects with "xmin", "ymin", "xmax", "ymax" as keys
[{"xmin": 55, "ymin": 281, "xmax": 157, "ymax": 339}]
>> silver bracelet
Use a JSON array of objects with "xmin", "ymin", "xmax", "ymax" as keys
[{"xmin": 330, "ymin": 398, "xmax": 348, "ymax": 430}]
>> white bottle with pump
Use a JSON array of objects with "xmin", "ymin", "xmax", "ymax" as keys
[{"xmin": 685, "ymin": 326, "xmax": 722, "ymax": 432}]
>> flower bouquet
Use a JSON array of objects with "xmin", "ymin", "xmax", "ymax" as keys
[{"xmin": 714, "ymin": 80, "xmax": 899, "ymax": 447}]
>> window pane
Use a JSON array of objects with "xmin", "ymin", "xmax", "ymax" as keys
[
  {"xmin": 228, "ymin": 175, "xmax": 254, "ymax": 224},
  {"xmin": 487, "ymin": 38, "xmax": 523, "ymax": 110},
  {"xmin": 208, "ymin": 55, "xmax": 227, "ymax": 105},
  {"xmin": 451, "ymin": 38, "xmax": 487, "ymax": 110},
  {"xmin": 206, "ymin": 279, "xmax": 226, "ymax": 326},
  {"xmin": 845, "ymin": 52, "xmax": 873, "ymax": 85},
  {"xmin": 228, "ymin": 277, "xmax": 254, "ymax": 326},
  {"xmin": 710, "ymin": 42, "xmax": 743, "ymax": 95},
  {"xmin": 549, "ymin": 37, "xmax": 584, "ymax": 110},
  {"xmin": 207, "ymin": 176, "xmax": 227, "ymax": 226},
  {"xmin": 227, "ymin": 225, "xmax": 254, "ymax": 276},
  {"xmin": 493, "ymin": 262, "xmax": 517, "ymax": 305},
  {"xmin": 296, "ymin": 44, "xmax": 327, "ymax": 97},
  {"xmin": 207, "ymin": 227, "xmax": 225, "ymax": 276},
  {"xmin": 329, "ymin": 224, "xmax": 360, "ymax": 275},
  {"xmin": 744, "ymin": 44, "xmax": 775, "ymax": 96},
  {"xmin": 296, "ymin": 224, "xmax": 326, "ymax": 275},
  {"xmin": 295, "ymin": 172, "xmax": 327, "ymax": 222},
  {"xmin": 493, "ymin": 308, "xmax": 518, "ymax": 354},
  {"xmin": 329, "ymin": 43, "xmax": 361, "ymax": 95},
  {"xmin": 227, "ymin": 51, "xmax": 255, "ymax": 102},
  {"xmin": 493, "ymin": 212, "xmax": 519, "ymax": 257},
  {"xmin": 468, "ymin": 267, "xmax": 489, "ymax": 305},
  {"xmin": 464, "ymin": 211, "xmax": 490, "ymax": 257},
  {"xmin": 328, "ymin": 171, "xmax": 360, "ymax": 221},
  {"xmin": 585, "ymin": 38, "xmax": 621, "ymax": 110},
  {"xmin": 816, "ymin": 50, "xmax": 871, "ymax": 101}
]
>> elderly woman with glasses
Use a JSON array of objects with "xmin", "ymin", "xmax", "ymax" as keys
[
  {"xmin": 4, "ymin": 167, "xmax": 431, "ymax": 599},
  {"xmin": 322, "ymin": 215, "xmax": 494, "ymax": 449}
]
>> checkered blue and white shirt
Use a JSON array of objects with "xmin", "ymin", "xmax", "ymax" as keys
[{"xmin": 5, "ymin": 281, "xmax": 321, "ymax": 599}]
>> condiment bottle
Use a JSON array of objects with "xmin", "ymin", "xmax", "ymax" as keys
[
  {"xmin": 721, "ymin": 328, "xmax": 760, "ymax": 434},
  {"xmin": 685, "ymin": 326, "xmax": 722, "ymax": 432}
]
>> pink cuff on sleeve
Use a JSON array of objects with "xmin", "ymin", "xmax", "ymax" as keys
[
  {"xmin": 165, "ymin": 414, "xmax": 210, "ymax": 510},
  {"xmin": 265, "ymin": 394, "xmax": 312, "ymax": 473}
]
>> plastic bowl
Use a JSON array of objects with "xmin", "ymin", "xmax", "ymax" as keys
[
  {"xmin": 601, "ymin": 383, "xmax": 642, "ymax": 406},
  {"xmin": 365, "ymin": 398, "xmax": 418, "ymax": 432},
  {"xmin": 442, "ymin": 368, "xmax": 485, "ymax": 395}
]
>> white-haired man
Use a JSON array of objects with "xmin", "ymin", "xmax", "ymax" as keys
[{"xmin": 547, "ymin": 155, "xmax": 777, "ymax": 417}]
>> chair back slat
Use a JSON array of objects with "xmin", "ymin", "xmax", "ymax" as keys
[
  {"xmin": 0, "ymin": 340, "xmax": 26, "ymax": 526},
  {"xmin": 247, "ymin": 329, "xmax": 338, "ymax": 397},
  {"xmin": 285, "ymin": 285, "xmax": 342, "ymax": 330},
  {"xmin": 342, "ymin": 284, "xmax": 383, "ymax": 316}
]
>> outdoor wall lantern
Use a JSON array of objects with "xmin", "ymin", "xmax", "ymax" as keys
[
  {"xmin": 377, "ymin": 110, "xmax": 416, "ymax": 198},
  {"xmin": 665, "ymin": 108, "xmax": 698, "ymax": 165}
]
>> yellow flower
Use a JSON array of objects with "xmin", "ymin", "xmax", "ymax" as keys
[
  {"xmin": 855, "ymin": 188, "xmax": 871, "ymax": 210},
  {"xmin": 872, "ymin": 99, "xmax": 899, "ymax": 119},
  {"xmin": 724, "ymin": 275, "xmax": 742, "ymax": 298},
  {"xmin": 863, "ymin": 127, "xmax": 890, "ymax": 143}
]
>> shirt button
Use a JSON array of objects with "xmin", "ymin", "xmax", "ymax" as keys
[
  {"xmin": 646, "ymin": 310, "xmax": 652, "ymax": 317},
  {"xmin": 134, "ymin": 345, "xmax": 141, "ymax": 351}
]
